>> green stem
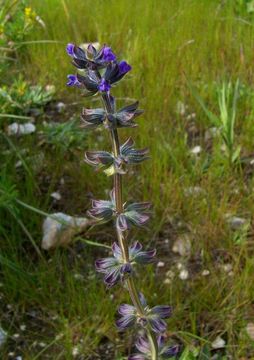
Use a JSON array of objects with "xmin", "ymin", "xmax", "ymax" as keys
[{"xmin": 100, "ymin": 91, "xmax": 158, "ymax": 359}]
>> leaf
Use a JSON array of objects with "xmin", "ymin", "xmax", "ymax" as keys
[
  {"xmin": 179, "ymin": 347, "xmax": 197, "ymax": 360},
  {"xmin": 186, "ymin": 78, "xmax": 219, "ymax": 126}
]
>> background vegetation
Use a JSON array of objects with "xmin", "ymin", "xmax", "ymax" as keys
[{"xmin": 1, "ymin": 0, "xmax": 254, "ymax": 359}]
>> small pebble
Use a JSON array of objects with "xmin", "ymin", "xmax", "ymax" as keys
[
  {"xmin": 179, "ymin": 269, "xmax": 189, "ymax": 280},
  {"xmin": 157, "ymin": 261, "xmax": 165, "ymax": 268},
  {"xmin": 39, "ymin": 342, "xmax": 46, "ymax": 348},
  {"xmin": 50, "ymin": 192, "xmax": 61, "ymax": 201},
  {"xmin": 201, "ymin": 270, "xmax": 210, "ymax": 276},
  {"xmin": 211, "ymin": 336, "xmax": 226, "ymax": 349},
  {"xmin": 163, "ymin": 278, "xmax": 171, "ymax": 285},
  {"xmin": 166, "ymin": 270, "xmax": 175, "ymax": 279},
  {"xmin": 246, "ymin": 323, "xmax": 254, "ymax": 340},
  {"xmin": 56, "ymin": 102, "xmax": 66, "ymax": 113},
  {"xmin": 72, "ymin": 346, "xmax": 80, "ymax": 356},
  {"xmin": 190, "ymin": 145, "xmax": 202, "ymax": 155},
  {"xmin": 222, "ymin": 263, "xmax": 233, "ymax": 273},
  {"xmin": 177, "ymin": 262, "xmax": 184, "ymax": 270},
  {"xmin": 20, "ymin": 325, "xmax": 26, "ymax": 331},
  {"xmin": 13, "ymin": 333, "xmax": 20, "ymax": 339}
]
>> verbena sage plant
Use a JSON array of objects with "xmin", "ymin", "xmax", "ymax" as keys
[{"xmin": 66, "ymin": 43, "xmax": 179, "ymax": 360}]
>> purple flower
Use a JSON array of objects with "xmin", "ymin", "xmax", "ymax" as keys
[
  {"xmin": 84, "ymin": 138, "xmax": 149, "ymax": 175},
  {"xmin": 96, "ymin": 242, "xmax": 156, "ymax": 287},
  {"xmin": 117, "ymin": 202, "xmax": 151, "ymax": 232},
  {"xmin": 129, "ymin": 336, "xmax": 180, "ymax": 360},
  {"xmin": 66, "ymin": 43, "xmax": 116, "ymax": 71},
  {"xmin": 107, "ymin": 100, "xmax": 144, "ymax": 128},
  {"xmin": 87, "ymin": 190, "xmax": 115, "ymax": 222},
  {"xmin": 98, "ymin": 78, "xmax": 111, "ymax": 92},
  {"xmin": 66, "ymin": 74, "xmax": 81, "ymax": 87},
  {"xmin": 80, "ymin": 108, "xmax": 106, "ymax": 129},
  {"xmin": 119, "ymin": 60, "xmax": 132, "ymax": 75},
  {"xmin": 66, "ymin": 43, "xmax": 75, "ymax": 56},
  {"xmin": 87, "ymin": 190, "xmax": 151, "ymax": 230},
  {"xmin": 104, "ymin": 60, "xmax": 132, "ymax": 85},
  {"xmin": 101, "ymin": 46, "xmax": 116, "ymax": 62},
  {"xmin": 95, "ymin": 243, "xmax": 132, "ymax": 287},
  {"xmin": 116, "ymin": 295, "xmax": 171, "ymax": 333}
]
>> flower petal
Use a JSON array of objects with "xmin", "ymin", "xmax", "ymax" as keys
[
  {"xmin": 116, "ymin": 314, "xmax": 135, "ymax": 330},
  {"xmin": 118, "ymin": 304, "xmax": 136, "ymax": 316},
  {"xmin": 112, "ymin": 242, "xmax": 122, "ymax": 260},
  {"xmin": 95, "ymin": 257, "xmax": 118, "ymax": 272},
  {"xmin": 129, "ymin": 241, "xmax": 142, "ymax": 257},
  {"xmin": 162, "ymin": 344, "xmax": 180, "ymax": 357},
  {"xmin": 135, "ymin": 336, "xmax": 150, "ymax": 354},
  {"xmin": 134, "ymin": 249, "xmax": 156, "ymax": 264},
  {"xmin": 151, "ymin": 305, "xmax": 172, "ymax": 319},
  {"xmin": 149, "ymin": 318, "xmax": 167, "ymax": 333}
]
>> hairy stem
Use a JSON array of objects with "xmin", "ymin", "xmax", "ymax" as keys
[{"xmin": 100, "ymin": 91, "xmax": 158, "ymax": 360}]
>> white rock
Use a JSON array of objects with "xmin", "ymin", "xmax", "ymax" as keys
[
  {"xmin": 38, "ymin": 342, "xmax": 46, "ymax": 347},
  {"xmin": 50, "ymin": 192, "xmax": 61, "ymax": 201},
  {"xmin": 15, "ymin": 357, "xmax": 22, "ymax": 360},
  {"xmin": 166, "ymin": 270, "xmax": 175, "ymax": 279},
  {"xmin": 211, "ymin": 336, "xmax": 226, "ymax": 349},
  {"xmin": 226, "ymin": 216, "xmax": 247, "ymax": 230},
  {"xmin": 190, "ymin": 145, "xmax": 202, "ymax": 155},
  {"xmin": 184, "ymin": 186, "xmax": 204, "ymax": 197},
  {"xmin": 0, "ymin": 326, "xmax": 7, "ymax": 347},
  {"xmin": 72, "ymin": 346, "xmax": 80, "ymax": 356},
  {"xmin": 246, "ymin": 323, "xmax": 254, "ymax": 340},
  {"xmin": 163, "ymin": 278, "xmax": 171, "ymax": 285},
  {"xmin": 172, "ymin": 234, "xmax": 191, "ymax": 256},
  {"xmin": 56, "ymin": 102, "xmax": 66, "ymax": 113},
  {"xmin": 179, "ymin": 269, "xmax": 189, "ymax": 280},
  {"xmin": 41, "ymin": 213, "xmax": 92, "ymax": 250},
  {"xmin": 201, "ymin": 270, "xmax": 210, "ymax": 276},
  {"xmin": 177, "ymin": 262, "xmax": 184, "ymax": 270},
  {"xmin": 222, "ymin": 263, "xmax": 233, "ymax": 273},
  {"xmin": 20, "ymin": 325, "xmax": 26, "ymax": 331},
  {"xmin": 157, "ymin": 261, "xmax": 165, "ymax": 268},
  {"xmin": 7, "ymin": 122, "xmax": 36, "ymax": 136}
]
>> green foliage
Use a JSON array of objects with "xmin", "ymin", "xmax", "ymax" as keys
[
  {"xmin": 42, "ymin": 118, "xmax": 87, "ymax": 152},
  {"xmin": 188, "ymin": 79, "xmax": 241, "ymax": 166},
  {"xmin": 235, "ymin": 0, "xmax": 254, "ymax": 16},
  {"xmin": 0, "ymin": 0, "xmax": 42, "ymax": 77},
  {"xmin": 0, "ymin": 75, "xmax": 55, "ymax": 118}
]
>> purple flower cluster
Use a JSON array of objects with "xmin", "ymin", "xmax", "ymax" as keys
[
  {"xmin": 129, "ymin": 336, "xmax": 180, "ymax": 360},
  {"xmin": 80, "ymin": 100, "xmax": 143, "ymax": 129},
  {"xmin": 95, "ymin": 242, "xmax": 156, "ymax": 287},
  {"xmin": 87, "ymin": 190, "xmax": 151, "ymax": 231},
  {"xmin": 66, "ymin": 42, "xmax": 180, "ymax": 359},
  {"xmin": 66, "ymin": 43, "xmax": 131, "ymax": 95},
  {"xmin": 85, "ymin": 137, "xmax": 149, "ymax": 175},
  {"xmin": 116, "ymin": 294, "xmax": 172, "ymax": 333}
]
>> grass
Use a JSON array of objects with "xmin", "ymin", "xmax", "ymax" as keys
[{"xmin": 1, "ymin": 0, "xmax": 254, "ymax": 358}]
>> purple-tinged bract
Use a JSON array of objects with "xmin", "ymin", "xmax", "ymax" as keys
[
  {"xmin": 96, "ymin": 242, "xmax": 156, "ymax": 287},
  {"xmin": 66, "ymin": 74, "xmax": 81, "ymax": 87},
  {"xmin": 129, "ymin": 335, "xmax": 180, "ymax": 360},
  {"xmin": 116, "ymin": 295, "xmax": 171, "ymax": 333},
  {"xmin": 99, "ymin": 78, "xmax": 111, "ymax": 92}
]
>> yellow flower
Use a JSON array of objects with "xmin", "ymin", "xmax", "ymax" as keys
[{"xmin": 25, "ymin": 7, "xmax": 32, "ymax": 17}]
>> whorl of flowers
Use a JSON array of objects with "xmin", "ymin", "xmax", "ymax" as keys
[{"xmin": 66, "ymin": 42, "xmax": 179, "ymax": 359}]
